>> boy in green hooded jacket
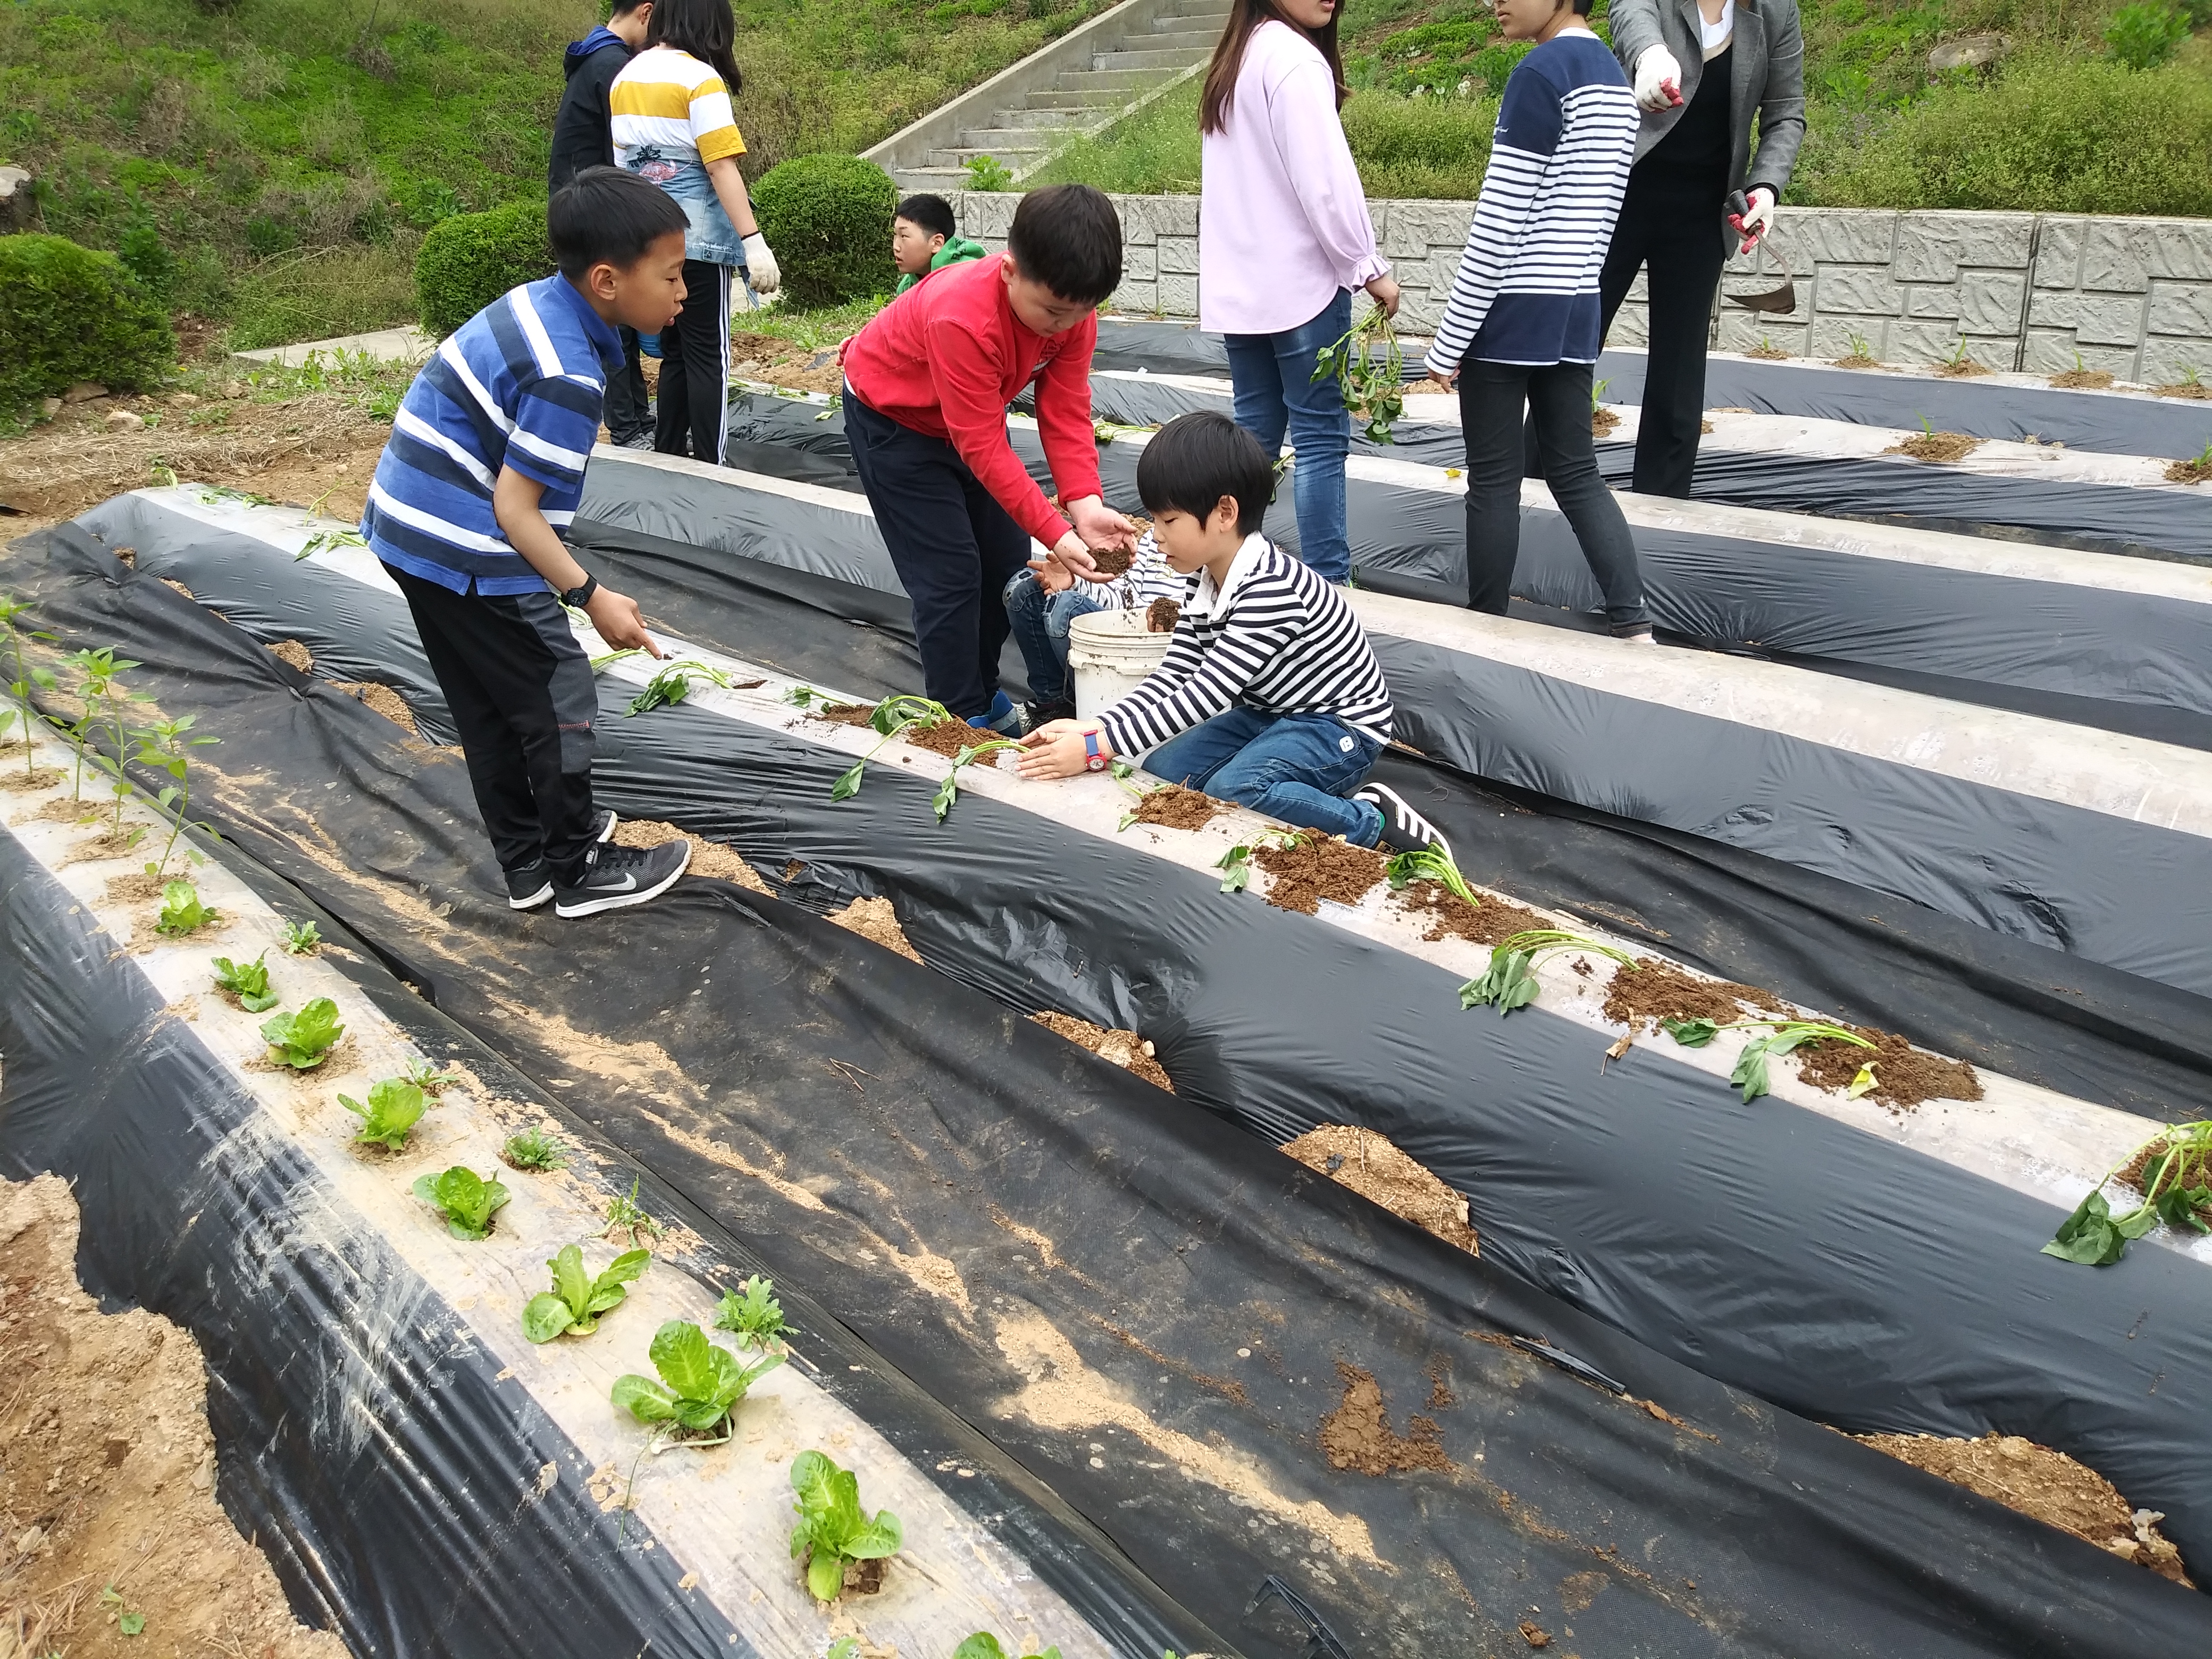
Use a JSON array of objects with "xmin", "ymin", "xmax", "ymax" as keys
[{"xmin": 891, "ymin": 193, "xmax": 986, "ymax": 295}]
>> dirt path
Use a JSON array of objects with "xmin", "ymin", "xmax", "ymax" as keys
[{"xmin": 0, "ymin": 1175, "xmax": 346, "ymax": 1658}]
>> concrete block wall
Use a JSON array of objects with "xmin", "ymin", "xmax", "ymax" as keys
[{"xmin": 950, "ymin": 193, "xmax": 2212, "ymax": 384}]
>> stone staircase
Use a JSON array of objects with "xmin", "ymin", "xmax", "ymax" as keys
[{"xmin": 866, "ymin": 0, "xmax": 1229, "ymax": 195}]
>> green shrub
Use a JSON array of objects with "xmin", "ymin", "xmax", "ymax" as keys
[
  {"xmin": 2104, "ymin": 1, "xmax": 2190, "ymax": 69},
  {"xmin": 751, "ymin": 154, "xmax": 899, "ymax": 309},
  {"xmin": 1793, "ymin": 50, "xmax": 2212, "ymax": 217},
  {"xmin": 0, "ymin": 234, "xmax": 174, "ymax": 414},
  {"xmin": 1342, "ymin": 90, "xmax": 1499, "ymax": 200},
  {"xmin": 413, "ymin": 198, "xmax": 550, "ymax": 338}
]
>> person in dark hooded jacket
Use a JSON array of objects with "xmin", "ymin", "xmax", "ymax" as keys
[{"xmin": 550, "ymin": 1, "xmax": 656, "ymax": 446}]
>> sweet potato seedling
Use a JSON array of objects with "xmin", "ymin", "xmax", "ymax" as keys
[
  {"xmin": 627, "ymin": 659, "xmax": 735, "ymax": 716},
  {"xmin": 830, "ymin": 695, "xmax": 955, "ymax": 802},
  {"xmin": 1213, "ymin": 829, "xmax": 1300, "ymax": 893},
  {"xmin": 340, "ymin": 1078, "xmax": 428, "ymax": 1152},
  {"xmin": 2045, "ymin": 1120, "xmax": 2212, "ymax": 1267},
  {"xmin": 281, "ymin": 918, "xmax": 322, "ymax": 954},
  {"xmin": 502, "ymin": 1126, "xmax": 570, "ymax": 1172},
  {"xmin": 296, "ymin": 527, "xmax": 368, "ymax": 560},
  {"xmin": 789, "ymin": 1449, "xmax": 903, "ymax": 1602},
  {"xmin": 259, "ymin": 996, "xmax": 345, "ymax": 1069},
  {"xmin": 412, "ymin": 1166, "xmax": 512, "ymax": 1240},
  {"xmin": 604, "ymin": 1176, "xmax": 665, "ymax": 1246},
  {"xmin": 1386, "ymin": 845, "xmax": 1480, "ymax": 909},
  {"xmin": 156, "ymin": 879, "xmax": 218, "ymax": 937},
  {"xmin": 1460, "ymin": 931, "xmax": 1637, "ymax": 1015},
  {"xmin": 611, "ymin": 1318, "xmax": 783, "ymax": 1445},
  {"xmin": 210, "ymin": 952, "xmax": 278, "ymax": 1011},
  {"xmin": 783, "ymin": 684, "xmax": 822, "ymax": 709},
  {"xmin": 1661, "ymin": 1017, "xmax": 1876, "ymax": 1102},
  {"xmin": 713, "ymin": 1273, "xmax": 789, "ymax": 1351},
  {"xmin": 932, "ymin": 739, "xmax": 1025, "ymax": 822},
  {"xmin": 524, "ymin": 1242, "xmax": 651, "ymax": 1342},
  {"xmin": 954, "ymin": 1636, "xmax": 1063, "ymax": 1659},
  {"xmin": 1312, "ymin": 307, "xmax": 1405, "ymax": 444}
]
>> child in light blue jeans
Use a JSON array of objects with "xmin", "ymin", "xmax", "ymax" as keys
[{"xmin": 1002, "ymin": 527, "xmax": 1181, "ymax": 727}]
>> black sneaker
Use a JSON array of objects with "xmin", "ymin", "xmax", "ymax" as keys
[
  {"xmin": 553, "ymin": 838, "xmax": 690, "ymax": 918},
  {"xmin": 505, "ymin": 811, "xmax": 618, "ymax": 911},
  {"xmin": 1020, "ymin": 697, "xmax": 1077, "ymax": 733},
  {"xmin": 1353, "ymin": 783, "xmax": 1452, "ymax": 858}
]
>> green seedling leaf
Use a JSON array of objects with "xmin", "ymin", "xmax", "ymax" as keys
[
  {"xmin": 2043, "ymin": 1191, "xmax": 2126, "ymax": 1265},
  {"xmin": 604, "ymin": 1176, "xmax": 665, "ymax": 1244},
  {"xmin": 1461, "ymin": 930, "xmax": 1639, "ymax": 1016},
  {"xmin": 783, "ymin": 684, "xmax": 821, "ymax": 709},
  {"xmin": 156, "ymin": 879, "xmax": 217, "ymax": 936},
  {"xmin": 281, "ymin": 918, "xmax": 322, "ymax": 954},
  {"xmin": 789, "ymin": 1448, "xmax": 903, "ymax": 1602},
  {"xmin": 1662, "ymin": 1017, "xmax": 1722, "ymax": 1047},
  {"xmin": 1384, "ymin": 846, "xmax": 1479, "ymax": 908},
  {"xmin": 120, "ymin": 1612, "xmax": 146, "ymax": 1636},
  {"xmin": 524, "ymin": 1242, "xmax": 651, "ymax": 1341},
  {"xmin": 210, "ymin": 952, "xmax": 278, "ymax": 1012},
  {"xmin": 412, "ymin": 1166, "xmax": 510, "ymax": 1240},
  {"xmin": 1215, "ymin": 844, "xmax": 1254, "ymax": 894},
  {"xmin": 611, "ymin": 1319, "xmax": 783, "ymax": 1440},
  {"xmin": 1847, "ymin": 1063, "xmax": 1879, "ymax": 1099},
  {"xmin": 1730, "ymin": 1038, "xmax": 1775, "ymax": 1102},
  {"xmin": 713, "ymin": 1273, "xmax": 789, "ymax": 1351},
  {"xmin": 932, "ymin": 739, "xmax": 1023, "ymax": 824},
  {"xmin": 401, "ymin": 1055, "xmax": 465, "ymax": 1094},
  {"xmin": 340, "ymin": 1077, "xmax": 426, "ymax": 1152},
  {"xmin": 830, "ymin": 758, "xmax": 866, "ymax": 801},
  {"xmin": 954, "ymin": 1637, "xmax": 1065, "ymax": 1659},
  {"xmin": 502, "ymin": 1126, "xmax": 569, "ymax": 1171},
  {"xmin": 627, "ymin": 659, "xmax": 734, "ymax": 716},
  {"xmin": 260, "ymin": 996, "xmax": 345, "ymax": 1070}
]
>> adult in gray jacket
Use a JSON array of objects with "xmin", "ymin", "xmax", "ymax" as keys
[{"xmin": 1599, "ymin": 0, "xmax": 1804, "ymax": 496}]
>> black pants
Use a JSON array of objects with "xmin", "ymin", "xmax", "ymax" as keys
[
  {"xmin": 1460, "ymin": 360, "xmax": 1649, "ymax": 634},
  {"xmin": 387, "ymin": 564, "xmax": 600, "ymax": 882},
  {"xmin": 604, "ymin": 325, "xmax": 652, "ymax": 445},
  {"xmin": 1599, "ymin": 172, "xmax": 1729, "ymax": 498},
  {"xmin": 844, "ymin": 387, "xmax": 1030, "ymax": 718},
  {"xmin": 656, "ymin": 259, "xmax": 733, "ymax": 466}
]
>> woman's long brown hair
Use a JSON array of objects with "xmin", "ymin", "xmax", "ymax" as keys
[{"xmin": 1200, "ymin": 0, "xmax": 1346, "ymax": 136}]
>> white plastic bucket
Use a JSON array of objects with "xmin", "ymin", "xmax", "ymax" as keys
[{"xmin": 1068, "ymin": 607, "xmax": 1173, "ymax": 720}]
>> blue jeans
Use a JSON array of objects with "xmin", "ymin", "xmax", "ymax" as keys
[
  {"xmin": 1003, "ymin": 569, "xmax": 1109, "ymax": 703},
  {"xmin": 1146, "ymin": 709, "xmax": 1383, "ymax": 846},
  {"xmin": 1224, "ymin": 288, "xmax": 1353, "ymax": 584}
]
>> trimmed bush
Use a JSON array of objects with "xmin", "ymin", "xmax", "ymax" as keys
[
  {"xmin": 751, "ymin": 154, "xmax": 898, "ymax": 309},
  {"xmin": 0, "ymin": 234, "xmax": 174, "ymax": 415},
  {"xmin": 413, "ymin": 198, "xmax": 551, "ymax": 338},
  {"xmin": 2104, "ymin": 1, "xmax": 2190, "ymax": 69}
]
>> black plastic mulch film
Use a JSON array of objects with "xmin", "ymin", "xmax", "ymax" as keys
[
  {"xmin": 19, "ymin": 530, "xmax": 2212, "ymax": 1654},
  {"xmin": 29, "ymin": 504, "xmax": 2212, "ymax": 1631}
]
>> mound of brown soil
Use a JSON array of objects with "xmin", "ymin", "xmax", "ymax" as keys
[
  {"xmin": 1745, "ymin": 341, "xmax": 1790, "ymax": 361},
  {"xmin": 1281, "ymin": 1124, "xmax": 1477, "ymax": 1255},
  {"xmin": 1251, "ymin": 834, "xmax": 1385, "ymax": 914},
  {"xmin": 1859, "ymin": 1432, "xmax": 2191, "ymax": 1585},
  {"xmin": 2154, "ymin": 378, "xmax": 2209, "ymax": 400},
  {"xmin": 1603, "ymin": 958, "xmax": 1787, "ymax": 1028},
  {"xmin": 1318, "ymin": 1363, "xmax": 1451, "ymax": 1474},
  {"xmin": 1590, "ymin": 406, "xmax": 1620, "ymax": 437},
  {"xmin": 1030, "ymin": 1010, "xmax": 1174, "ymax": 1092},
  {"xmin": 1393, "ymin": 881, "xmax": 1552, "ymax": 946},
  {"xmin": 1792, "ymin": 1023, "xmax": 1982, "ymax": 1109},
  {"xmin": 1832, "ymin": 354, "xmax": 1882, "ymax": 370},
  {"xmin": 827, "ymin": 894, "xmax": 921, "ymax": 963},
  {"xmin": 331, "ymin": 680, "xmax": 418, "ymax": 735},
  {"xmin": 0, "ymin": 1175, "xmax": 346, "ymax": 1658},
  {"xmin": 267, "ymin": 638, "xmax": 313, "ymax": 674},
  {"xmin": 1934, "ymin": 355, "xmax": 1991, "ymax": 378},
  {"xmin": 2166, "ymin": 454, "xmax": 2212, "ymax": 485},
  {"xmin": 1145, "ymin": 597, "xmax": 1180, "ymax": 632},
  {"xmin": 1887, "ymin": 431, "xmax": 1982, "ymax": 463},
  {"xmin": 611, "ymin": 818, "xmax": 769, "ymax": 894},
  {"xmin": 2049, "ymin": 366, "xmax": 2114, "ymax": 390},
  {"xmin": 899, "ymin": 718, "xmax": 1008, "ymax": 761},
  {"xmin": 809, "ymin": 701, "xmax": 879, "ymax": 728},
  {"xmin": 1130, "ymin": 783, "xmax": 1219, "ymax": 831}
]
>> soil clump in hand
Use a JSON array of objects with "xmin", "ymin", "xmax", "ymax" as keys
[
  {"xmin": 1318, "ymin": 1362, "xmax": 1452, "ymax": 1474},
  {"xmin": 1030, "ymin": 1010, "xmax": 1173, "ymax": 1092},
  {"xmin": 1792, "ymin": 1021, "xmax": 1981, "ymax": 1109},
  {"xmin": 1282, "ymin": 1124, "xmax": 1477, "ymax": 1255},
  {"xmin": 1251, "ymin": 834, "xmax": 1385, "ymax": 914},
  {"xmin": 1394, "ymin": 881, "xmax": 1551, "ymax": 946},
  {"xmin": 1087, "ymin": 545, "xmax": 1134, "ymax": 577},
  {"xmin": 1858, "ymin": 1432, "xmax": 2191, "ymax": 1585},
  {"xmin": 1145, "ymin": 597, "xmax": 1180, "ymax": 632},
  {"xmin": 1130, "ymin": 783, "xmax": 1219, "ymax": 831},
  {"xmin": 1888, "ymin": 430, "xmax": 1983, "ymax": 463},
  {"xmin": 1604, "ymin": 958, "xmax": 1786, "ymax": 1028}
]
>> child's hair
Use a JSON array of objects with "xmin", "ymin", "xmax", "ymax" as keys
[
  {"xmin": 550, "ymin": 167, "xmax": 691, "ymax": 279},
  {"xmin": 1136, "ymin": 412, "xmax": 1273, "ymax": 536},
  {"xmin": 1006, "ymin": 185, "xmax": 1122, "ymax": 306},
  {"xmin": 610, "ymin": 0, "xmax": 650, "ymax": 13},
  {"xmin": 1202, "ymin": 0, "xmax": 1345, "ymax": 135},
  {"xmin": 895, "ymin": 194, "xmax": 957, "ymax": 242},
  {"xmin": 648, "ymin": 0, "xmax": 743, "ymax": 96}
]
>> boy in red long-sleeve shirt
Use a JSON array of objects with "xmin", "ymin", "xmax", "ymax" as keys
[{"xmin": 841, "ymin": 184, "xmax": 1135, "ymax": 732}]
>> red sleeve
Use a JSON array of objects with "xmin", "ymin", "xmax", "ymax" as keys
[
  {"xmin": 925, "ymin": 316, "xmax": 1071, "ymax": 548},
  {"xmin": 1034, "ymin": 315, "xmax": 1104, "ymax": 511}
]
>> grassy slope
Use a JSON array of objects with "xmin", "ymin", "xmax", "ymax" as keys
[
  {"xmin": 0, "ymin": 0, "xmax": 1109, "ymax": 347},
  {"xmin": 1038, "ymin": 0, "xmax": 2212, "ymax": 208}
]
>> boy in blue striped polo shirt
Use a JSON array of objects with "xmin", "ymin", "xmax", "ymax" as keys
[{"xmin": 363, "ymin": 166, "xmax": 696, "ymax": 918}]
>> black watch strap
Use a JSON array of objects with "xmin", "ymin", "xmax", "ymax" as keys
[{"xmin": 561, "ymin": 574, "xmax": 599, "ymax": 609}]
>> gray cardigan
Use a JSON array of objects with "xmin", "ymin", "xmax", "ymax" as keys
[{"xmin": 1607, "ymin": 0, "xmax": 1805, "ymax": 251}]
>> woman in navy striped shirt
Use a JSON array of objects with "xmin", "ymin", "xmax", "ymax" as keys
[{"xmin": 1423, "ymin": 0, "xmax": 1654, "ymax": 642}]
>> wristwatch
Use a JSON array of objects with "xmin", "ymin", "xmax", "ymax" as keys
[
  {"xmin": 560, "ymin": 574, "xmax": 599, "ymax": 609},
  {"xmin": 1083, "ymin": 730, "xmax": 1107, "ymax": 773}
]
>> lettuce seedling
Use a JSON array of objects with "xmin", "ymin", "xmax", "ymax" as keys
[
  {"xmin": 2045, "ymin": 1120, "xmax": 2212, "ymax": 1267},
  {"xmin": 1460, "ymin": 930, "xmax": 1637, "ymax": 1016},
  {"xmin": 502, "ymin": 1126, "xmax": 569, "ymax": 1172},
  {"xmin": 400, "ymin": 1055, "xmax": 464, "ymax": 1095},
  {"xmin": 281, "ymin": 918, "xmax": 322, "ymax": 954},
  {"xmin": 611, "ymin": 1319, "xmax": 783, "ymax": 1443},
  {"xmin": 1662, "ymin": 1016, "xmax": 1876, "ymax": 1102},
  {"xmin": 260, "ymin": 996, "xmax": 345, "ymax": 1069},
  {"xmin": 210, "ymin": 952, "xmax": 278, "ymax": 1012},
  {"xmin": 931, "ymin": 739, "xmax": 1024, "ymax": 823},
  {"xmin": 156, "ymin": 880, "xmax": 218, "ymax": 937},
  {"xmin": 789, "ymin": 1449, "xmax": 903, "ymax": 1602},
  {"xmin": 954, "ymin": 1637, "xmax": 1062, "ymax": 1659},
  {"xmin": 340, "ymin": 1077, "xmax": 427, "ymax": 1152},
  {"xmin": 524, "ymin": 1243, "xmax": 651, "ymax": 1342},
  {"xmin": 713, "ymin": 1274, "xmax": 789, "ymax": 1351},
  {"xmin": 412, "ymin": 1166, "xmax": 511, "ymax": 1240}
]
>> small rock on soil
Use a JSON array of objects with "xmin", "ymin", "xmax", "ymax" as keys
[
  {"xmin": 611, "ymin": 818, "xmax": 769, "ymax": 894},
  {"xmin": 1859, "ymin": 1432, "xmax": 2191, "ymax": 1585},
  {"xmin": 1318, "ymin": 1362, "xmax": 1452, "ymax": 1474},
  {"xmin": 828, "ymin": 894, "xmax": 922, "ymax": 963},
  {"xmin": 1130, "ymin": 783, "xmax": 1219, "ymax": 831},
  {"xmin": 1030, "ymin": 1010, "xmax": 1174, "ymax": 1092},
  {"xmin": 1393, "ymin": 879, "xmax": 1552, "ymax": 947},
  {"xmin": 1887, "ymin": 431, "xmax": 1982, "ymax": 463},
  {"xmin": 1251, "ymin": 834, "xmax": 1385, "ymax": 914},
  {"xmin": 1282, "ymin": 1124, "xmax": 1477, "ymax": 1255}
]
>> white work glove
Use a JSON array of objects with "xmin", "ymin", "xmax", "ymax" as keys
[
  {"xmin": 1733, "ymin": 186, "xmax": 1777, "ymax": 253},
  {"xmin": 742, "ymin": 232, "xmax": 780, "ymax": 296},
  {"xmin": 1633, "ymin": 44, "xmax": 1684, "ymax": 112}
]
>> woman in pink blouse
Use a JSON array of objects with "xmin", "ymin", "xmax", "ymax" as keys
[{"xmin": 1199, "ymin": 0, "xmax": 1399, "ymax": 584}]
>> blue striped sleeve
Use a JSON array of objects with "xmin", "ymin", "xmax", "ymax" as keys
[
  {"xmin": 504, "ymin": 376, "xmax": 602, "ymax": 491},
  {"xmin": 1493, "ymin": 56, "xmax": 1564, "ymax": 156}
]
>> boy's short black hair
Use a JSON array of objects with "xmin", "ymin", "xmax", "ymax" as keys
[
  {"xmin": 610, "ymin": 0, "xmax": 650, "ymax": 13},
  {"xmin": 549, "ymin": 166, "xmax": 690, "ymax": 279},
  {"xmin": 1136, "ymin": 411, "xmax": 1273, "ymax": 537},
  {"xmin": 1006, "ymin": 184, "xmax": 1122, "ymax": 306},
  {"xmin": 895, "ymin": 194, "xmax": 957, "ymax": 242}
]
